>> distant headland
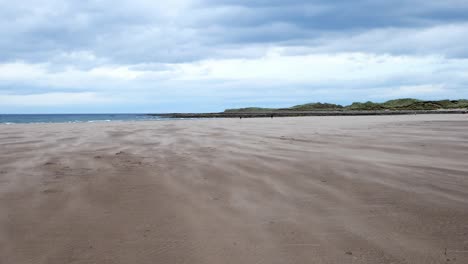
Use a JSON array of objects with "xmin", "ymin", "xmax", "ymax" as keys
[
  {"xmin": 152, "ymin": 98, "xmax": 468, "ymax": 118},
  {"xmin": 225, "ymin": 98, "xmax": 468, "ymax": 112}
]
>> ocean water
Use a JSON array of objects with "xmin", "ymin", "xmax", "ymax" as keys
[{"xmin": 0, "ymin": 114, "xmax": 171, "ymax": 124}]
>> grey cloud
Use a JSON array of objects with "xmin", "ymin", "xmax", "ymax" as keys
[
  {"xmin": 1, "ymin": 0, "xmax": 468, "ymax": 66},
  {"xmin": 199, "ymin": 0, "xmax": 468, "ymax": 28}
]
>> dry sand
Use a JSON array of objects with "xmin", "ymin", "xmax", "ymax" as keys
[{"xmin": 1, "ymin": 115, "xmax": 468, "ymax": 263}]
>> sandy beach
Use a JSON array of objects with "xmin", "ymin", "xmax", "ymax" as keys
[{"xmin": 1, "ymin": 115, "xmax": 467, "ymax": 263}]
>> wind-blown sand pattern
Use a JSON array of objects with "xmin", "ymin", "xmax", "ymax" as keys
[{"xmin": 1, "ymin": 115, "xmax": 468, "ymax": 263}]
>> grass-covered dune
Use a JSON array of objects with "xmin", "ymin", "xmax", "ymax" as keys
[{"xmin": 224, "ymin": 98, "xmax": 468, "ymax": 112}]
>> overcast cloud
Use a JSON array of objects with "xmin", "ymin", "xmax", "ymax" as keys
[{"xmin": 1, "ymin": 0, "xmax": 468, "ymax": 113}]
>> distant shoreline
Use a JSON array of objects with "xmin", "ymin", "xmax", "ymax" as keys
[
  {"xmin": 153, "ymin": 98, "xmax": 468, "ymax": 118},
  {"xmin": 152, "ymin": 109, "xmax": 468, "ymax": 118},
  {"xmin": 1, "ymin": 110, "xmax": 467, "ymax": 125}
]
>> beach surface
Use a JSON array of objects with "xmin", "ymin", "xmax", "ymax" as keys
[{"xmin": 1, "ymin": 115, "xmax": 468, "ymax": 264}]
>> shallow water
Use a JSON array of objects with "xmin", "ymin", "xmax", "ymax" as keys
[{"xmin": 0, "ymin": 114, "xmax": 169, "ymax": 124}]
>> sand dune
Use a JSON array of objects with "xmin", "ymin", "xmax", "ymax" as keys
[{"xmin": 1, "ymin": 115, "xmax": 468, "ymax": 263}]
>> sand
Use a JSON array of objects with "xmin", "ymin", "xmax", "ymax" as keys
[{"xmin": 1, "ymin": 114, "xmax": 468, "ymax": 263}]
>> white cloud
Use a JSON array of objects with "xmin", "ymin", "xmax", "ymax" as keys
[
  {"xmin": 0, "ymin": 92, "xmax": 114, "ymax": 106},
  {"xmin": 0, "ymin": 62, "xmax": 46, "ymax": 81},
  {"xmin": 171, "ymin": 51, "xmax": 468, "ymax": 84},
  {"xmin": 369, "ymin": 84, "xmax": 449, "ymax": 99},
  {"xmin": 310, "ymin": 23, "xmax": 468, "ymax": 58},
  {"xmin": 1, "ymin": 51, "xmax": 468, "ymax": 92},
  {"xmin": 1, "ymin": 49, "xmax": 467, "ymax": 111},
  {"xmin": 89, "ymin": 66, "xmax": 144, "ymax": 80}
]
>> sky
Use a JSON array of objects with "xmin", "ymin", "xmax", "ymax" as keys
[{"xmin": 1, "ymin": 0, "xmax": 468, "ymax": 113}]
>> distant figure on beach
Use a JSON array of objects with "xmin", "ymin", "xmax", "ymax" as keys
[{"xmin": 271, "ymin": 114, "xmax": 274, "ymax": 118}]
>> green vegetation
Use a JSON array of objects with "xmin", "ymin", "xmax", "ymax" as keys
[
  {"xmin": 283, "ymin": 102, "xmax": 343, "ymax": 111},
  {"xmin": 224, "ymin": 107, "xmax": 276, "ymax": 113},
  {"xmin": 381, "ymin": 98, "xmax": 421, "ymax": 108},
  {"xmin": 379, "ymin": 98, "xmax": 468, "ymax": 110},
  {"xmin": 346, "ymin": 101, "xmax": 385, "ymax": 110},
  {"xmin": 224, "ymin": 98, "xmax": 468, "ymax": 112}
]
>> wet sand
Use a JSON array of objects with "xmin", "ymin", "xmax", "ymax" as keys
[{"xmin": 1, "ymin": 115, "xmax": 468, "ymax": 263}]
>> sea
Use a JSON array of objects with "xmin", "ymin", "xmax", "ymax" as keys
[{"xmin": 0, "ymin": 114, "xmax": 173, "ymax": 124}]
